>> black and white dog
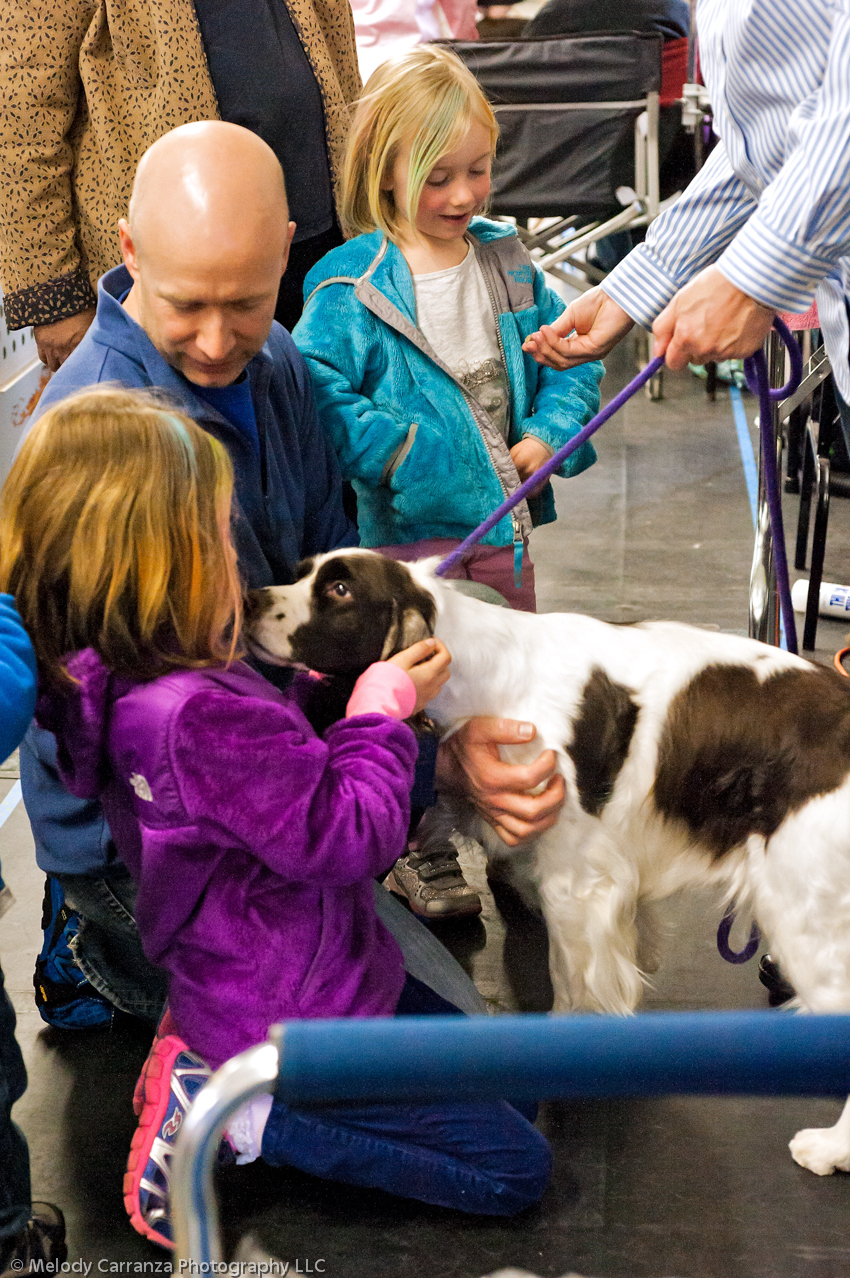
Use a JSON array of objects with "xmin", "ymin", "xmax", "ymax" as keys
[{"xmin": 246, "ymin": 548, "xmax": 850, "ymax": 1176}]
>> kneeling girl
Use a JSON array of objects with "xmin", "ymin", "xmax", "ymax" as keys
[{"xmin": 0, "ymin": 389, "xmax": 551, "ymax": 1248}]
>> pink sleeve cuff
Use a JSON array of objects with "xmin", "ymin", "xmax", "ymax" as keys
[{"xmin": 345, "ymin": 663, "xmax": 417, "ymax": 720}]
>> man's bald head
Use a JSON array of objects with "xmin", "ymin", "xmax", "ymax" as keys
[
  {"xmin": 128, "ymin": 121, "xmax": 289, "ymax": 264},
  {"xmin": 119, "ymin": 122, "xmax": 296, "ymax": 387}
]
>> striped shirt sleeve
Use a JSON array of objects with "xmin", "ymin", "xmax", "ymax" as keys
[
  {"xmin": 716, "ymin": 5, "xmax": 850, "ymax": 311},
  {"xmin": 601, "ymin": 143, "xmax": 758, "ymax": 326}
]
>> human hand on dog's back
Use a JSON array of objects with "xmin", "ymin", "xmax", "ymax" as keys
[
  {"xmin": 435, "ymin": 717, "xmax": 565, "ymax": 846},
  {"xmin": 388, "ymin": 637, "xmax": 452, "ymax": 714}
]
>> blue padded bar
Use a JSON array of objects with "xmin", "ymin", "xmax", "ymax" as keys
[{"xmin": 275, "ymin": 1012, "xmax": 850, "ymax": 1105}]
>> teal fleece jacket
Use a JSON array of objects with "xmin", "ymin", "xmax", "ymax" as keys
[{"xmin": 293, "ymin": 218, "xmax": 603, "ymax": 549}]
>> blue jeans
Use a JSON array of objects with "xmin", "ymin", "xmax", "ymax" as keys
[
  {"xmin": 57, "ymin": 866, "xmax": 169, "ymax": 1024},
  {"xmin": 0, "ymin": 963, "xmax": 30, "ymax": 1241},
  {"xmin": 261, "ymin": 976, "xmax": 551, "ymax": 1217}
]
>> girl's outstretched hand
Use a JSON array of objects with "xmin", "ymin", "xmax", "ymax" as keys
[
  {"xmin": 522, "ymin": 286, "xmax": 633, "ymax": 368},
  {"xmin": 389, "ymin": 637, "xmax": 451, "ymax": 713}
]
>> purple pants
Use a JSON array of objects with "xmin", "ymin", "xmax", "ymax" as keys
[{"xmin": 375, "ymin": 537, "xmax": 537, "ymax": 613}]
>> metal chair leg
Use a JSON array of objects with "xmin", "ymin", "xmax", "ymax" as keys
[
  {"xmin": 785, "ymin": 403, "xmax": 803, "ymax": 494},
  {"xmin": 802, "ymin": 456, "xmax": 830, "ymax": 652},
  {"xmin": 705, "ymin": 361, "xmax": 717, "ymax": 402},
  {"xmin": 795, "ymin": 418, "xmax": 816, "ymax": 570},
  {"xmin": 749, "ymin": 330, "xmax": 787, "ymax": 646}
]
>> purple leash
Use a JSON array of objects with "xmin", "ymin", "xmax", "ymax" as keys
[
  {"xmin": 434, "ymin": 353, "xmax": 666, "ymax": 579},
  {"xmin": 432, "ymin": 319, "xmax": 804, "ymax": 967},
  {"xmin": 719, "ymin": 320, "xmax": 802, "ymax": 963},
  {"xmin": 436, "ymin": 319, "xmax": 802, "ymax": 606},
  {"xmin": 743, "ymin": 315, "xmax": 804, "ymax": 657},
  {"xmin": 717, "ymin": 907, "xmax": 761, "ymax": 965}
]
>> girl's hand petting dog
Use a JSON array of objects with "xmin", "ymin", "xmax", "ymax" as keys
[{"xmin": 389, "ymin": 638, "xmax": 452, "ymax": 714}]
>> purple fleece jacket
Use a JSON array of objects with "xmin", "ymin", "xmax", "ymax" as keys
[{"xmin": 37, "ymin": 651, "xmax": 417, "ymax": 1067}]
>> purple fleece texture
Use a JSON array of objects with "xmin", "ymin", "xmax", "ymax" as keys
[{"xmin": 37, "ymin": 652, "xmax": 417, "ymax": 1067}]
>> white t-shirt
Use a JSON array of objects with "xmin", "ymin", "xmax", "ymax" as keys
[{"xmin": 412, "ymin": 244, "xmax": 511, "ymax": 440}]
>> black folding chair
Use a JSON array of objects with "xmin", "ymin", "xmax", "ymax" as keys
[{"xmin": 448, "ymin": 32, "xmax": 663, "ymax": 280}]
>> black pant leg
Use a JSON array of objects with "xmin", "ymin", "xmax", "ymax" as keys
[
  {"xmin": 0, "ymin": 964, "xmax": 30, "ymax": 1242},
  {"xmin": 275, "ymin": 223, "xmax": 345, "ymax": 333}
]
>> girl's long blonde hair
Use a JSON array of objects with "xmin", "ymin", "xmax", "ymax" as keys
[
  {"xmin": 341, "ymin": 45, "xmax": 499, "ymax": 240},
  {"xmin": 0, "ymin": 386, "xmax": 243, "ymax": 685}
]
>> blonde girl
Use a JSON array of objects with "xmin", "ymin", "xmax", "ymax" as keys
[
  {"xmin": 293, "ymin": 44, "xmax": 603, "ymax": 614},
  {"xmin": 293, "ymin": 45, "xmax": 602, "ymax": 917},
  {"xmin": 0, "ymin": 386, "xmax": 549, "ymax": 1249}
]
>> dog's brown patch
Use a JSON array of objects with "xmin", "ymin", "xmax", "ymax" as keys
[
  {"xmin": 567, "ymin": 668, "xmax": 640, "ymax": 816},
  {"xmin": 654, "ymin": 662, "xmax": 850, "ymax": 857}
]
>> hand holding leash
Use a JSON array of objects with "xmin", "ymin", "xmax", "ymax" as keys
[
  {"xmin": 438, "ymin": 319, "xmax": 803, "ymax": 655},
  {"xmin": 652, "ymin": 266, "xmax": 776, "ymax": 370}
]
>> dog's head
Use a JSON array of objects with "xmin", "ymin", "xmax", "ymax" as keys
[{"xmin": 244, "ymin": 550, "xmax": 438, "ymax": 673}]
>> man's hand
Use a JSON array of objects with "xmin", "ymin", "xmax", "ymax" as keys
[
  {"xmin": 33, "ymin": 308, "xmax": 96, "ymax": 372},
  {"xmin": 652, "ymin": 266, "xmax": 775, "ymax": 370},
  {"xmin": 436, "ymin": 716, "xmax": 565, "ymax": 847},
  {"xmin": 509, "ymin": 436, "xmax": 552, "ymax": 496},
  {"xmin": 522, "ymin": 287, "xmax": 634, "ymax": 370}
]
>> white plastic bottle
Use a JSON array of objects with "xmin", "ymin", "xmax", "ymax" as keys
[{"xmin": 791, "ymin": 578, "xmax": 850, "ymax": 619}]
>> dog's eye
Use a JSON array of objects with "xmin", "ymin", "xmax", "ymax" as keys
[{"xmin": 326, "ymin": 581, "xmax": 352, "ymax": 599}]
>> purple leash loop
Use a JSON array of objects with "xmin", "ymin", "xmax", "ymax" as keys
[
  {"xmin": 431, "ymin": 320, "xmax": 804, "ymax": 967},
  {"xmin": 743, "ymin": 315, "xmax": 803, "ymax": 657},
  {"xmin": 718, "ymin": 320, "xmax": 802, "ymax": 964},
  {"xmin": 717, "ymin": 907, "xmax": 761, "ymax": 965}
]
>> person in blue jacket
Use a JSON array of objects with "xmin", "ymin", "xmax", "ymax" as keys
[
  {"xmin": 293, "ymin": 45, "xmax": 603, "ymax": 617},
  {"xmin": 0, "ymin": 595, "xmax": 67, "ymax": 1274},
  {"xmin": 16, "ymin": 121, "xmax": 358, "ymax": 1025}
]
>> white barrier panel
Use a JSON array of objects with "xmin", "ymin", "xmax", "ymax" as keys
[{"xmin": 0, "ymin": 294, "xmax": 47, "ymax": 486}]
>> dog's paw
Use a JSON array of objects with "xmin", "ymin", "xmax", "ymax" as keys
[{"xmin": 789, "ymin": 1125, "xmax": 850, "ymax": 1175}]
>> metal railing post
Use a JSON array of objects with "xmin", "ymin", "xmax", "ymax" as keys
[
  {"xmin": 749, "ymin": 330, "xmax": 786, "ymax": 645},
  {"xmin": 172, "ymin": 1041, "xmax": 279, "ymax": 1268},
  {"xmin": 170, "ymin": 1013, "xmax": 850, "ymax": 1267}
]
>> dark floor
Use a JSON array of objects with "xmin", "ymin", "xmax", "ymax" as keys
[{"xmin": 3, "ymin": 340, "xmax": 850, "ymax": 1278}]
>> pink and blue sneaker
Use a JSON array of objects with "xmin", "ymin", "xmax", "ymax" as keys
[{"xmin": 124, "ymin": 1030, "xmax": 233, "ymax": 1249}]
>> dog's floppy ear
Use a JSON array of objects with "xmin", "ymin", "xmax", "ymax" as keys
[
  {"xmin": 379, "ymin": 598, "xmax": 434, "ymax": 659},
  {"xmin": 375, "ymin": 559, "xmax": 437, "ymax": 659}
]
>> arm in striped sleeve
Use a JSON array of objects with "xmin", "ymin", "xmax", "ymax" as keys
[
  {"xmin": 716, "ymin": 4, "xmax": 850, "ymax": 312},
  {"xmin": 601, "ymin": 142, "xmax": 758, "ymax": 327}
]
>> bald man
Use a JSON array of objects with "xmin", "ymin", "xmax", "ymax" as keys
[
  {"xmin": 19, "ymin": 123, "xmax": 357, "ymax": 1024},
  {"xmin": 29, "ymin": 122, "xmax": 351, "ymax": 590}
]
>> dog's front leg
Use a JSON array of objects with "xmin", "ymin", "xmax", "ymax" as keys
[
  {"xmin": 789, "ymin": 1095, "xmax": 850, "ymax": 1175},
  {"xmin": 538, "ymin": 827, "xmax": 644, "ymax": 1016}
]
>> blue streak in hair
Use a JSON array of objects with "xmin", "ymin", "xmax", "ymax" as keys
[{"xmin": 163, "ymin": 413, "xmax": 196, "ymax": 464}]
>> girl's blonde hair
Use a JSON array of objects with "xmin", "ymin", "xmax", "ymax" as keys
[
  {"xmin": 341, "ymin": 45, "xmax": 499, "ymax": 239},
  {"xmin": 0, "ymin": 386, "xmax": 243, "ymax": 685}
]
